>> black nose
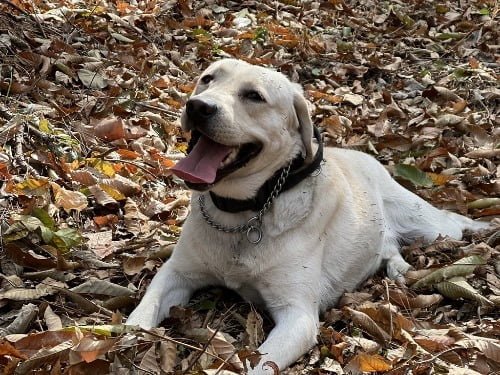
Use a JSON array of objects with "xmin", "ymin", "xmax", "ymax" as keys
[{"xmin": 186, "ymin": 97, "xmax": 218, "ymax": 120}]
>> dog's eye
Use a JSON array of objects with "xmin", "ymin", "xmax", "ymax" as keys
[
  {"xmin": 200, "ymin": 75, "xmax": 213, "ymax": 85},
  {"xmin": 244, "ymin": 90, "xmax": 265, "ymax": 102}
]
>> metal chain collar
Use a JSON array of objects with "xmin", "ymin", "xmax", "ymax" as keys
[{"xmin": 198, "ymin": 161, "xmax": 293, "ymax": 244}]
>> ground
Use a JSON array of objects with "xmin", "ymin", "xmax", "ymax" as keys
[{"xmin": 0, "ymin": 0, "xmax": 499, "ymax": 374}]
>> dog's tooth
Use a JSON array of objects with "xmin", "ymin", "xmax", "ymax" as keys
[{"xmin": 219, "ymin": 147, "xmax": 239, "ymax": 169}]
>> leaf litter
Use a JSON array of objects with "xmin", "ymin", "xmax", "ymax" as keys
[{"xmin": 0, "ymin": 0, "xmax": 499, "ymax": 374}]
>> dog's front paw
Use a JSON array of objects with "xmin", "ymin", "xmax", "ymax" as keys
[
  {"xmin": 126, "ymin": 302, "xmax": 160, "ymax": 329},
  {"xmin": 246, "ymin": 361, "xmax": 279, "ymax": 375}
]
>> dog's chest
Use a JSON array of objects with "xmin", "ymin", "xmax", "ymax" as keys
[
  {"xmin": 214, "ymin": 239, "xmax": 255, "ymax": 288},
  {"xmin": 198, "ymin": 232, "xmax": 265, "ymax": 294}
]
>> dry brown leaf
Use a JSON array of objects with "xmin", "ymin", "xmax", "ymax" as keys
[
  {"xmin": 160, "ymin": 340, "xmax": 177, "ymax": 373},
  {"xmin": 92, "ymin": 116, "xmax": 126, "ymax": 141},
  {"xmin": 422, "ymin": 85, "xmax": 462, "ymax": 104},
  {"xmin": 122, "ymin": 256, "xmax": 147, "ymax": 276},
  {"xmin": 100, "ymin": 174, "xmax": 141, "ymax": 196},
  {"xmin": 465, "ymin": 149, "xmax": 500, "ymax": 159},
  {"xmin": 207, "ymin": 327, "xmax": 244, "ymax": 372},
  {"xmin": 51, "ymin": 183, "xmax": 88, "ymax": 213},
  {"xmin": 345, "ymin": 336, "xmax": 381, "ymax": 354},
  {"xmin": 343, "ymin": 307, "xmax": 391, "ymax": 344},
  {"xmin": 69, "ymin": 169, "xmax": 99, "ymax": 186},
  {"xmin": 70, "ymin": 278, "xmax": 133, "ymax": 297},
  {"xmin": 14, "ymin": 340, "xmax": 74, "ymax": 375},
  {"xmin": 88, "ymin": 184, "xmax": 119, "ymax": 208},
  {"xmin": 457, "ymin": 338, "xmax": 500, "ymax": 363},
  {"xmin": 0, "ymin": 340, "xmax": 28, "ymax": 359},
  {"xmin": 69, "ymin": 336, "xmax": 118, "ymax": 364},
  {"xmin": 245, "ymin": 310, "xmax": 264, "ymax": 350},
  {"xmin": 414, "ymin": 337, "xmax": 451, "ymax": 353},
  {"xmin": 389, "ymin": 289, "xmax": 443, "ymax": 309},
  {"xmin": 139, "ymin": 344, "xmax": 162, "ymax": 373},
  {"xmin": 43, "ymin": 305, "xmax": 62, "ymax": 331}
]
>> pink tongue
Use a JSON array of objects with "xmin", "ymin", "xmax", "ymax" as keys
[{"xmin": 171, "ymin": 135, "xmax": 232, "ymax": 184}]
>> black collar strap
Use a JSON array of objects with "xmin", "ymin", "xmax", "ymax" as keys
[{"xmin": 209, "ymin": 126, "xmax": 324, "ymax": 213}]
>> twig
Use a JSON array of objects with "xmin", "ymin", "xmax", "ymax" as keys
[
  {"xmin": 26, "ymin": 124, "xmax": 55, "ymax": 142},
  {"xmin": 134, "ymin": 102, "xmax": 180, "ymax": 118},
  {"xmin": 382, "ymin": 279, "xmax": 394, "ymax": 338},
  {"xmin": 183, "ymin": 305, "xmax": 237, "ymax": 373},
  {"xmin": 119, "ymin": 353, "xmax": 157, "ymax": 375},
  {"xmin": 184, "ymin": 325, "xmax": 224, "ymax": 373},
  {"xmin": 137, "ymin": 328, "xmax": 227, "ymax": 362},
  {"xmin": 413, "ymin": 347, "xmax": 461, "ymax": 366},
  {"xmin": 115, "ymin": 237, "xmax": 157, "ymax": 253}
]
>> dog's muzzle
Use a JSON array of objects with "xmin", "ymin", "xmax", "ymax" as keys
[{"xmin": 185, "ymin": 97, "xmax": 218, "ymax": 130}]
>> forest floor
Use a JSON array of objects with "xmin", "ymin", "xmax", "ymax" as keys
[{"xmin": 0, "ymin": 0, "xmax": 499, "ymax": 374}]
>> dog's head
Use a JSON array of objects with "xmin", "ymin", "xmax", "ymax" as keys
[{"xmin": 172, "ymin": 59, "xmax": 313, "ymax": 199}]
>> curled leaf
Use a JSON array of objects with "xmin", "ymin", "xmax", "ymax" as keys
[
  {"xmin": 435, "ymin": 276, "xmax": 493, "ymax": 306},
  {"xmin": 412, "ymin": 255, "xmax": 486, "ymax": 289},
  {"xmin": 343, "ymin": 307, "xmax": 391, "ymax": 344}
]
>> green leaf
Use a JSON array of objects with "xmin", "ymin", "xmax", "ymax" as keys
[
  {"xmin": 52, "ymin": 228, "xmax": 82, "ymax": 250},
  {"xmin": 39, "ymin": 226, "xmax": 54, "ymax": 244},
  {"xmin": 412, "ymin": 255, "xmax": 486, "ymax": 289},
  {"xmin": 453, "ymin": 68, "xmax": 471, "ymax": 79},
  {"xmin": 311, "ymin": 68, "xmax": 322, "ymax": 77},
  {"xmin": 64, "ymin": 324, "xmax": 133, "ymax": 337},
  {"xmin": 39, "ymin": 118, "xmax": 53, "ymax": 134},
  {"xmin": 195, "ymin": 299, "xmax": 217, "ymax": 311},
  {"xmin": 436, "ymin": 277, "xmax": 493, "ymax": 306},
  {"xmin": 4, "ymin": 216, "xmax": 44, "ymax": 242},
  {"xmin": 435, "ymin": 32, "xmax": 466, "ymax": 40},
  {"xmin": 253, "ymin": 26, "xmax": 268, "ymax": 42},
  {"xmin": 3, "ymin": 222, "xmax": 30, "ymax": 242},
  {"xmin": 393, "ymin": 164, "xmax": 433, "ymax": 187},
  {"xmin": 32, "ymin": 207, "xmax": 57, "ymax": 231},
  {"xmin": 478, "ymin": 8, "xmax": 490, "ymax": 15}
]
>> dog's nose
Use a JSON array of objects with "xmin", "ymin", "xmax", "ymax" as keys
[{"xmin": 186, "ymin": 98, "xmax": 218, "ymax": 119}]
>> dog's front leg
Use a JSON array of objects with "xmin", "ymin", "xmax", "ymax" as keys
[
  {"xmin": 249, "ymin": 306, "xmax": 318, "ymax": 374},
  {"xmin": 126, "ymin": 261, "xmax": 197, "ymax": 329}
]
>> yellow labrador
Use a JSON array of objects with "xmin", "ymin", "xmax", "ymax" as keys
[{"xmin": 127, "ymin": 59, "xmax": 488, "ymax": 373}]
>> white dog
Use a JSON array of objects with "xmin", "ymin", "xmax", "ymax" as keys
[{"xmin": 127, "ymin": 59, "xmax": 488, "ymax": 373}]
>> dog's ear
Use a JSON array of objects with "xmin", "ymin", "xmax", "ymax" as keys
[{"xmin": 293, "ymin": 86, "xmax": 314, "ymax": 163}]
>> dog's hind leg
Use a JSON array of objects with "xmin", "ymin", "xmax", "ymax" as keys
[
  {"xmin": 383, "ymin": 181, "xmax": 489, "ymax": 244},
  {"xmin": 382, "ymin": 236, "xmax": 411, "ymax": 282}
]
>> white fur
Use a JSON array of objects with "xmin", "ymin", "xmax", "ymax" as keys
[{"xmin": 127, "ymin": 60, "xmax": 489, "ymax": 374}]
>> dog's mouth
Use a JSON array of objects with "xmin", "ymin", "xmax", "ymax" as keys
[{"xmin": 171, "ymin": 130, "xmax": 262, "ymax": 190}]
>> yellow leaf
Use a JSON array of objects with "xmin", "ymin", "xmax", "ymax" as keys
[
  {"xmin": 87, "ymin": 158, "xmax": 115, "ymax": 177},
  {"xmin": 354, "ymin": 353, "xmax": 393, "ymax": 372},
  {"xmin": 11, "ymin": 178, "xmax": 50, "ymax": 196},
  {"xmin": 175, "ymin": 142, "xmax": 187, "ymax": 154},
  {"xmin": 39, "ymin": 118, "xmax": 53, "ymax": 133},
  {"xmin": 427, "ymin": 172, "xmax": 455, "ymax": 186},
  {"xmin": 99, "ymin": 184, "xmax": 126, "ymax": 200}
]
